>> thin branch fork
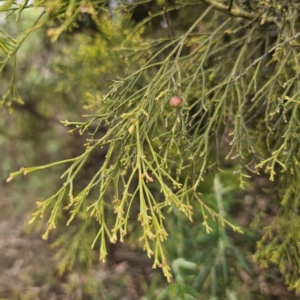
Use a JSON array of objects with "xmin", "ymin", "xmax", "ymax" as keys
[{"xmin": 232, "ymin": 32, "xmax": 300, "ymax": 83}]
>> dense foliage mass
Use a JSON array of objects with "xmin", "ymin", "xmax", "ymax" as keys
[{"xmin": 2, "ymin": 0, "xmax": 300, "ymax": 297}]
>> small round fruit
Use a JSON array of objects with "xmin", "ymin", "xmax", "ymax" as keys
[{"xmin": 169, "ymin": 96, "xmax": 182, "ymax": 108}]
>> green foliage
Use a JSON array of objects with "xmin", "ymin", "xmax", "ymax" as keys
[
  {"xmin": 150, "ymin": 175, "xmax": 249, "ymax": 300},
  {"xmin": 51, "ymin": 219, "xmax": 97, "ymax": 275},
  {"xmin": 2, "ymin": 0, "xmax": 300, "ymax": 296}
]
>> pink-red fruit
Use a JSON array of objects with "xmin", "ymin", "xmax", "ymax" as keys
[{"xmin": 169, "ymin": 96, "xmax": 182, "ymax": 108}]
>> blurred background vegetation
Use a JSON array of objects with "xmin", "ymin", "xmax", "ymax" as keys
[{"xmin": 1, "ymin": 0, "xmax": 300, "ymax": 299}]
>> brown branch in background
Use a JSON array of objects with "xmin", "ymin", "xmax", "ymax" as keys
[
  {"xmin": 228, "ymin": 0, "xmax": 233, "ymax": 12},
  {"xmin": 163, "ymin": 6, "xmax": 174, "ymax": 40}
]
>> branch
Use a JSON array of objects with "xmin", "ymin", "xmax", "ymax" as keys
[{"xmin": 200, "ymin": 0, "xmax": 256, "ymax": 20}]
